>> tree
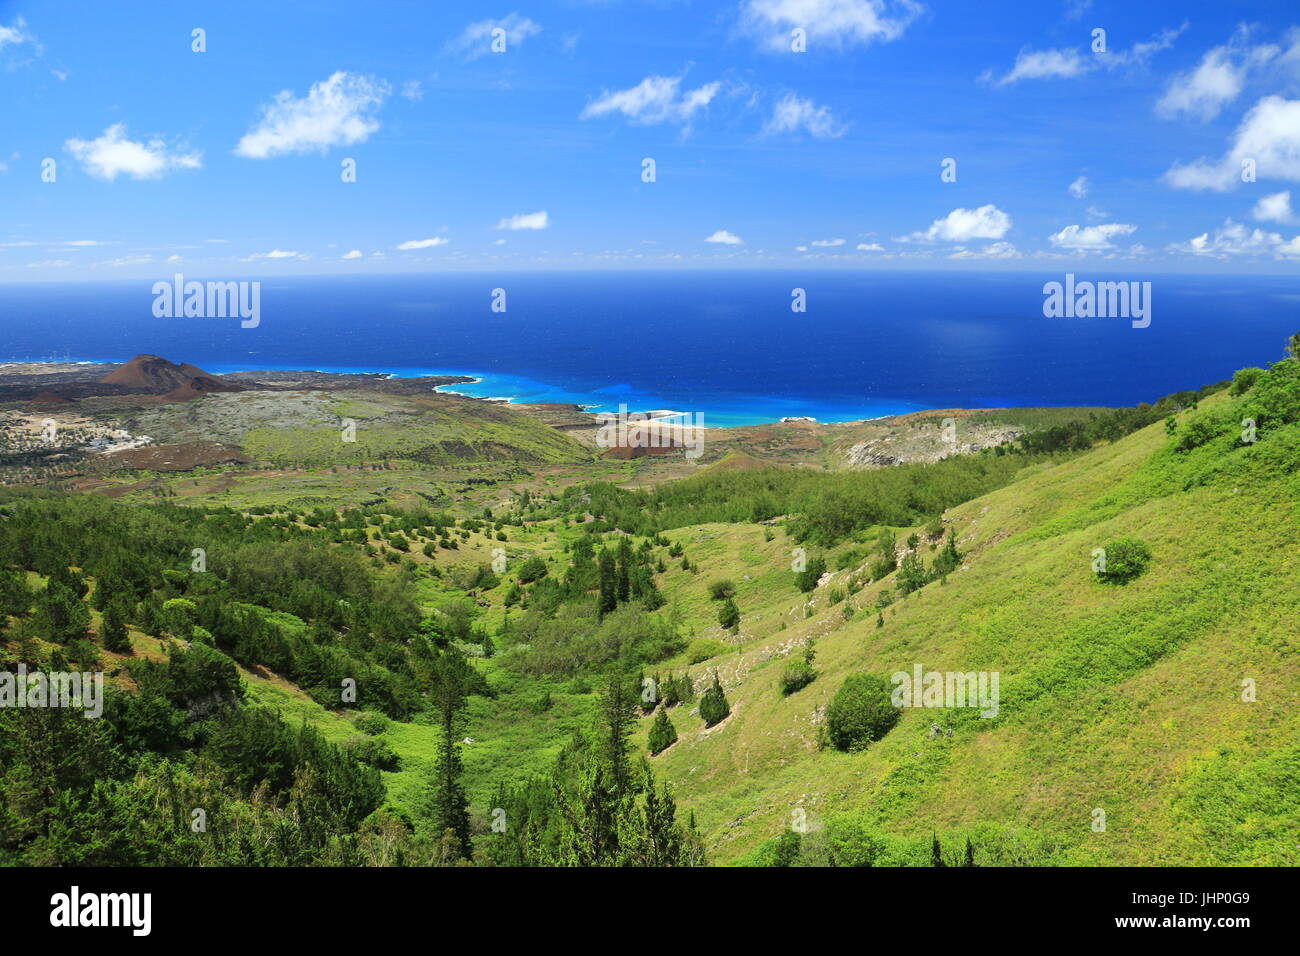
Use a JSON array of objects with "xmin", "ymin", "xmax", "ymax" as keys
[
  {"xmin": 707, "ymin": 579, "xmax": 735, "ymax": 600},
  {"xmin": 1096, "ymin": 537, "xmax": 1152, "ymax": 584},
  {"xmin": 825, "ymin": 673, "xmax": 900, "ymax": 751},
  {"xmin": 699, "ymin": 672, "xmax": 730, "ymax": 727},
  {"xmin": 597, "ymin": 550, "xmax": 617, "ymax": 616},
  {"xmin": 794, "ymin": 554, "xmax": 826, "ymax": 593},
  {"xmin": 34, "ymin": 581, "xmax": 90, "ymax": 644},
  {"xmin": 598, "ymin": 670, "xmax": 638, "ymax": 794},
  {"xmin": 647, "ymin": 708, "xmax": 677, "ymax": 755},
  {"xmin": 101, "ymin": 600, "xmax": 132, "ymax": 654},
  {"xmin": 931, "ymin": 833, "xmax": 946, "ymax": 867},
  {"xmin": 422, "ymin": 651, "xmax": 475, "ymax": 856},
  {"xmin": 717, "ymin": 597, "xmax": 740, "ymax": 632}
]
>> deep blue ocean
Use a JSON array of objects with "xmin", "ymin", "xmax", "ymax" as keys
[{"xmin": 2, "ymin": 270, "xmax": 1297, "ymax": 427}]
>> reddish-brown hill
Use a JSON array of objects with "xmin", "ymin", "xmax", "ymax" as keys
[{"xmin": 98, "ymin": 354, "xmax": 242, "ymax": 394}]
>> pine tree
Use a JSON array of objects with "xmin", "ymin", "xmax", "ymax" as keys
[
  {"xmin": 101, "ymin": 599, "xmax": 132, "ymax": 654},
  {"xmin": 597, "ymin": 550, "xmax": 618, "ymax": 616},
  {"xmin": 699, "ymin": 672, "xmax": 730, "ymax": 727},
  {"xmin": 717, "ymin": 597, "xmax": 740, "ymax": 632},
  {"xmin": 598, "ymin": 671, "xmax": 637, "ymax": 794},
  {"xmin": 423, "ymin": 651, "xmax": 474, "ymax": 856},
  {"xmin": 647, "ymin": 708, "xmax": 677, "ymax": 755},
  {"xmin": 931, "ymin": 833, "xmax": 946, "ymax": 867}
]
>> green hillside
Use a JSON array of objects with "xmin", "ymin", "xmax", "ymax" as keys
[{"xmin": 2, "ymin": 349, "xmax": 1296, "ymax": 866}]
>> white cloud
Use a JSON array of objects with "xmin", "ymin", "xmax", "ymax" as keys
[
  {"xmin": 1086, "ymin": 204, "xmax": 1109, "ymax": 219},
  {"xmin": 1068, "ymin": 175, "xmax": 1089, "ymax": 198},
  {"xmin": 1169, "ymin": 219, "xmax": 1300, "ymax": 257},
  {"xmin": 856, "ymin": 242, "xmax": 885, "ymax": 251},
  {"xmin": 987, "ymin": 26, "xmax": 1182, "ymax": 86},
  {"xmin": 740, "ymin": 0, "xmax": 922, "ymax": 52},
  {"xmin": 763, "ymin": 93, "xmax": 844, "ymax": 138},
  {"xmin": 396, "ymin": 237, "xmax": 451, "ymax": 250},
  {"xmin": 991, "ymin": 48, "xmax": 1088, "ymax": 86},
  {"xmin": 1253, "ymin": 190, "xmax": 1295, "ymax": 224},
  {"xmin": 810, "ymin": 238, "xmax": 845, "ymax": 246},
  {"xmin": 401, "ymin": 81, "xmax": 423, "ymax": 101},
  {"xmin": 1047, "ymin": 223, "xmax": 1137, "ymax": 250},
  {"xmin": 235, "ymin": 72, "xmax": 389, "ymax": 159},
  {"xmin": 705, "ymin": 229, "xmax": 744, "ymax": 245},
  {"xmin": 948, "ymin": 241, "xmax": 1021, "ymax": 260},
  {"xmin": 495, "ymin": 211, "xmax": 549, "ymax": 231},
  {"xmin": 0, "ymin": 18, "xmax": 33, "ymax": 51},
  {"xmin": 241, "ymin": 249, "xmax": 301, "ymax": 261},
  {"xmin": 166, "ymin": 254, "xmax": 181, "ymax": 263},
  {"xmin": 580, "ymin": 74, "xmax": 721, "ymax": 128},
  {"xmin": 63, "ymin": 239, "xmax": 103, "ymax": 247},
  {"xmin": 342, "ymin": 249, "xmax": 363, "ymax": 259},
  {"xmin": 64, "ymin": 124, "xmax": 201, "ymax": 181},
  {"xmin": 27, "ymin": 259, "xmax": 71, "ymax": 269},
  {"xmin": 900, "ymin": 204, "xmax": 1011, "ymax": 242},
  {"xmin": 1164, "ymin": 96, "xmax": 1300, "ymax": 191},
  {"xmin": 1156, "ymin": 28, "xmax": 1277, "ymax": 122},
  {"xmin": 99, "ymin": 254, "xmax": 154, "ymax": 268},
  {"xmin": 446, "ymin": 13, "xmax": 541, "ymax": 60}
]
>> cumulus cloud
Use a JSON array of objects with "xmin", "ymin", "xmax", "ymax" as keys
[
  {"xmin": 1068, "ymin": 176, "xmax": 1089, "ymax": 198},
  {"xmin": 810, "ymin": 238, "xmax": 845, "ymax": 246},
  {"xmin": 495, "ymin": 211, "xmax": 549, "ymax": 231},
  {"xmin": 1048, "ymin": 223, "xmax": 1137, "ymax": 250},
  {"xmin": 899, "ymin": 204, "xmax": 1011, "ymax": 242},
  {"xmin": 396, "ymin": 237, "xmax": 450, "ymax": 250},
  {"xmin": 705, "ymin": 229, "xmax": 743, "ymax": 245},
  {"xmin": 64, "ymin": 124, "xmax": 201, "ymax": 181},
  {"xmin": 740, "ymin": 0, "xmax": 922, "ymax": 52},
  {"xmin": 580, "ymin": 74, "xmax": 721, "ymax": 128},
  {"xmin": 1163, "ymin": 96, "xmax": 1300, "ymax": 191},
  {"xmin": 342, "ymin": 250, "xmax": 363, "ymax": 259},
  {"xmin": 1169, "ymin": 219, "xmax": 1300, "ymax": 258},
  {"xmin": 235, "ymin": 72, "xmax": 389, "ymax": 158},
  {"xmin": 1156, "ymin": 27, "xmax": 1278, "ymax": 122},
  {"xmin": 446, "ymin": 13, "xmax": 541, "ymax": 60},
  {"xmin": 856, "ymin": 242, "xmax": 885, "ymax": 252},
  {"xmin": 1253, "ymin": 190, "xmax": 1295, "ymax": 224},
  {"xmin": 763, "ymin": 93, "xmax": 844, "ymax": 138}
]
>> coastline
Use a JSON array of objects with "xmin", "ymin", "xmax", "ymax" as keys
[{"xmin": 0, "ymin": 355, "xmax": 936, "ymax": 428}]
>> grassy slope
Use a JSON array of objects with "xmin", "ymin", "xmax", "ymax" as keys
[{"xmin": 637, "ymin": 392, "xmax": 1299, "ymax": 864}]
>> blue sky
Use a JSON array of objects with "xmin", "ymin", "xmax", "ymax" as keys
[{"xmin": 2, "ymin": 0, "xmax": 1300, "ymax": 280}]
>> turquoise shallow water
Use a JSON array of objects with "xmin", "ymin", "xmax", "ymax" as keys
[{"xmin": 3, "ymin": 270, "xmax": 1298, "ymax": 426}]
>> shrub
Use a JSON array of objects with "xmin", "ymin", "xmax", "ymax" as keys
[
  {"xmin": 648, "ymin": 708, "xmax": 678, "ymax": 755},
  {"xmin": 707, "ymin": 579, "xmax": 735, "ymax": 600},
  {"xmin": 699, "ymin": 673, "xmax": 730, "ymax": 727},
  {"xmin": 516, "ymin": 556, "xmax": 548, "ymax": 584},
  {"xmin": 780, "ymin": 642, "xmax": 817, "ymax": 696},
  {"xmin": 354, "ymin": 710, "xmax": 391, "ymax": 735},
  {"xmin": 1230, "ymin": 366, "xmax": 1264, "ymax": 396},
  {"xmin": 717, "ymin": 597, "xmax": 740, "ymax": 632},
  {"xmin": 825, "ymin": 673, "xmax": 900, "ymax": 751},
  {"xmin": 686, "ymin": 637, "xmax": 729, "ymax": 664},
  {"xmin": 1096, "ymin": 537, "xmax": 1152, "ymax": 584},
  {"xmin": 794, "ymin": 555, "xmax": 826, "ymax": 592}
]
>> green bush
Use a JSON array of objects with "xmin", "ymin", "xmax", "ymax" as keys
[
  {"xmin": 687, "ymin": 637, "xmax": 729, "ymax": 664},
  {"xmin": 1230, "ymin": 366, "xmax": 1264, "ymax": 396},
  {"xmin": 1097, "ymin": 537, "xmax": 1152, "ymax": 584},
  {"xmin": 707, "ymin": 579, "xmax": 735, "ymax": 600},
  {"xmin": 717, "ymin": 597, "xmax": 740, "ymax": 632},
  {"xmin": 780, "ymin": 642, "xmax": 817, "ymax": 696},
  {"xmin": 354, "ymin": 710, "xmax": 391, "ymax": 735},
  {"xmin": 794, "ymin": 554, "xmax": 826, "ymax": 592},
  {"xmin": 699, "ymin": 673, "xmax": 730, "ymax": 727},
  {"xmin": 648, "ymin": 708, "xmax": 678, "ymax": 755},
  {"xmin": 825, "ymin": 673, "xmax": 900, "ymax": 751}
]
